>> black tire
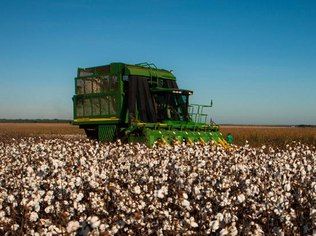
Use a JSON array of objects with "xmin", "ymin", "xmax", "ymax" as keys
[{"xmin": 84, "ymin": 127, "xmax": 98, "ymax": 140}]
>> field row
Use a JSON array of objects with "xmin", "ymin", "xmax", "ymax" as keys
[{"xmin": 0, "ymin": 123, "xmax": 315, "ymax": 147}]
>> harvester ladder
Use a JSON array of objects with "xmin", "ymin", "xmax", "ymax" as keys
[{"xmin": 135, "ymin": 62, "xmax": 159, "ymax": 85}]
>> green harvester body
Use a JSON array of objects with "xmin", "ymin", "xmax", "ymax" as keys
[{"xmin": 72, "ymin": 62, "xmax": 228, "ymax": 147}]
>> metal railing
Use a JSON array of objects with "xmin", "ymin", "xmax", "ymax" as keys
[{"xmin": 189, "ymin": 101, "xmax": 214, "ymax": 124}]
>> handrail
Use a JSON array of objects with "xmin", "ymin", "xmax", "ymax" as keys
[
  {"xmin": 189, "ymin": 102, "xmax": 213, "ymax": 124},
  {"xmin": 135, "ymin": 62, "xmax": 158, "ymax": 69}
]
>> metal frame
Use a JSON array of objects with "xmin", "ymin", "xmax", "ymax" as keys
[{"xmin": 72, "ymin": 62, "xmax": 227, "ymax": 147}]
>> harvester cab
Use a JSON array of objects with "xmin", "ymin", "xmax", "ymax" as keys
[
  {"xmin": 150, "ymin": 88, "xmax": 192, "ymax": 122},
  {"xmin": 72, "ymin": 62, "xmax": 230, "ymax": 147}
]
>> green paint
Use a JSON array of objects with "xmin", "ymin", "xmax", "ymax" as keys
[
  {"xmin": 72, "ymin": 62, "xmax": 231, "ymax": 147},
  {"xmin": 98, "ymin": 125, "xmax": 116, "ymax": 142},
  {"xmin": 125, "ymin": 65, "xmax": 175, "ymax": 80},
  {"xmin": 226, "ymin": 133, "xmax": 234, "ymax": 144}
]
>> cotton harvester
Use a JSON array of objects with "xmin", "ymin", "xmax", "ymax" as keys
[{"xmin": 72, "ymin": 62, "xmax": 230, "ymax": 147}]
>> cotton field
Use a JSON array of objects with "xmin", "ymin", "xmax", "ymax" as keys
[{"xmin": 0, "ymin": 138, "xmax": 315, "ymax": 235}]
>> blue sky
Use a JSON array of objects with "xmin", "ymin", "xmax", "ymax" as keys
[{"xmin": 0, "ymin": 0, "xmax": 315, "ymax": 124}]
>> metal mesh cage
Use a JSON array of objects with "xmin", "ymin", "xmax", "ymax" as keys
[
  {"xmin": 102, "ymin": 76, "xmax": 110, "ymax": 92},
  {"xmin": 100, "ymin": 97, "xmax": 109, "ymax": 115},
  {"xmin": 84, "ymin": 79, "xmax": 93, "ymax": 94},
  {"xmin": 76, "ymin": 98, "xmax": 84, "ymax": 117},
  {"xmin": 75, "ymin": 71, "xmax": 119, "ymax": 118},
  {"xmin": 75, "ymin": 95, "xmax": 117, "ymax": 118},
  {"xmin": 84, "ymin": 99, "xmax": 91, "ymax": 116},
  {"xmin": 109, "ymin": 97, "xmax": 117, "ymax": 114},
  {"xmin": 76, "ymin": 75, "xmax": 117, "ymax": 95},
  {"xmin": 76, "ymin": 79, "xmax": 84, "ymax": 95},
  {"xmin": 79, "ymin": 71, "xmax": 93, "ymax": 77},
  {"xmin": 92, "ymin": 97, "xmax": 100, "ymax": 116},
  {"xmin": 111, "ymin": 76, "xmax": 118, "ymax": 90},
  {"xmin": 91, "ymin": 78, "xmax": 102, "ymax": 93}
]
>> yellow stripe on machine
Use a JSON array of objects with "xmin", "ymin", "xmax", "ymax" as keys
[
  {"xmin": 74, "ymin": 117, "xmax": 119, "ymax": 122},
  {"xmin": 218, "ymin": 138, "xmax": 230, "ymax": 149}
]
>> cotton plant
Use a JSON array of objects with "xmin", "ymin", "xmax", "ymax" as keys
[{"xmin": 0, "ymin": 138, "xmax": 315, "ymax": 235}]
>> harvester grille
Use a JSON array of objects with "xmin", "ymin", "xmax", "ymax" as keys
[{"xmin": 98, "ymin": 125, "xmax": 116, "ymax": 142}]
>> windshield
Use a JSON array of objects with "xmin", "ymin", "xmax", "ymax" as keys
[{"xmin": 153, "ymin": 92, "xmax": 190, "ymax": 122}]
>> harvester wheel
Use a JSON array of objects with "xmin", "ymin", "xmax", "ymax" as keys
[{"xmin": 84, "ymin": 127, "xmax": 98, "ymax": 140}]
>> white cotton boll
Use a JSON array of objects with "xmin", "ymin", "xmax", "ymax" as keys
[
  {"xmin": 156, "ymin": 189, "xmax": 165, "ymax": 199},
  {"xmin": 182, "ymin": 199, "xmax": 190, "ymax": 210},
  {"xmin": 139, "ymin": 200, "xmax": 146, "ymax": 209},
  {"xmin": 44, "ymin": 191, "xmax": 54, "ymax": 202},
  {"xmin": 76, "ymin": 177, "xmax": 82, "ymax": 186},
  {"xmin": 20, "ymin": 196, "xmax": 30, "ymax": 207},
  {"xmin": 34, "ymin": 203, "xmax": 40, "ymax": 212},
  {"xmin": 76, "ymin": 192, "xmax": 84, "ymax": 202},
  {"xmin": 39, "ymin": 164, "xmax": 48, "ymax": 171},
  {"xmin": 215, "ymin": 213, "xmax": 224, "ymax": 222},
  {"xmin": 6, "ymin": 206, "xmax": 10, "ymax": 215},
  {"xmin": 223, "ymin": 212, "xmax": 232, "ymax": 223},
  {"xmin": 40, "ymin": 219, "xmax": 52, "ymax": 227},
  {"xmin": 194, "ymin": 186, "xmax": 201, "ymax": 195},
  {"xmin": 220, "ymin": 228, "xmax": 229, "ymax": 236},
  {"xmin": 33, "ymin": 232, "xmax": 40, "ymax": 236},
  {"xmin": 134, "ymin": 186, "xmax": 141, "ymax": 194},
  {"xmin": 100, "ymin": 172, "xmax": 107, "ymax": 180},
  {"xmin": 27, "ymin": 200, "xmax": 35, "ymax": 208},
  {"xmin": 88, "ymin": 216, "xmax": 100, "ymax": 229},
  {"xmin": 237, "ymin": 194, "xmax": 246, "ymax": 203},
  {"xmin": 38, "ymin": 190, "xmax": 45, "ymax": 196},
  {"xmin": 162, "ymin": 173, "xmax": 168, "ymax": 181},
  {"xmin": 198, "ymin": 160, "xmax": 206, "ymax": 168},
  {"xmin": 189, "ymin": 217, "xmax": 198, "ymax": 228},
  {"xmin": 78, "ymin": 204, "xmax": 85, "ymax": 213},
  {"xmin": 27, "ymin": 166, "xmax": 34, "ymax": 173},
  {"xmin": 0, "ymin": 211, "xmax": 5, "ymax": 219},
  {"xmin": 67, "ymin": 221, "xmax": 80, "ymax": 233},
  {"xmin": 164, "ymin": 210, "xmax": 170, "ymax": 217},
  {"xmin": 210, "ymin": 220, "xmax": 220, "ymax": 232},
  {"xmin": 156, "ymin": 186, "xmax": 168, "ymax": 199},
  {"xmin": 74, "ymin": 202, "xmax": 78, "ymax": 210},
  {"xmin": 79, "ymin": 157, "xmax": 86, "ymax": 165},
  {"xmin": 183, "ymin": 192, "xmax": 188, "ymax": 199},
  {"xmin": 7, "ymin": 195, "xmax": 15, "ymax": 203},
  {"xmin": 11, "ymin": 224, "xmax": 19, "ymax": 231},
  {"xmin": 30, "ymin": 212, "xmax": 38, "ymax": 222},
  {"xmin": 89, "ymin": 180, "xmax": 99, "ymax": 188},
  {"xmin": 111, "ymin": 225, "xmax": 119, "ymax": 234},
  {"xmin": 284, "ymin": 183, "xmax": 291, "ymax": 192},
  {"xmin": 45, "ymin": 206, "xmax": 53, "ymax": 213},
  {"xmin": 229, "ymin": 224, "xmax": 238, "ymax": 236},
  {"xmin": 48, "ymin": 225, "xmax": 62, "ymax": 234},
  {"xmin": 99, "ymin": 224, "xmax": 107, "ymax": 232}
]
